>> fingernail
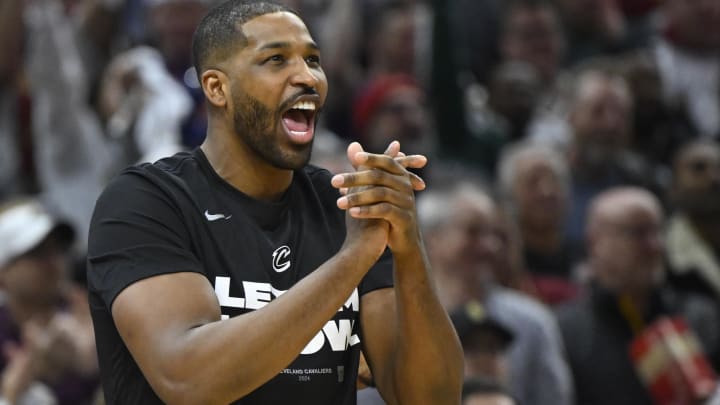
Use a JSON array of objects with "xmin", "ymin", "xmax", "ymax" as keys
[
  {"xmin": 331, "ymin": 175, "xmax": 344, "ymax": 187},
  {"xmin": 337, "ymin": 196, "xmax": 348, "ymax": 208}
]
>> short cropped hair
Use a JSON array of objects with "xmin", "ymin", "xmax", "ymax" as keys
[{"xmin": 191, "ymin": 0, "xmax": 297, "ymax": 79}]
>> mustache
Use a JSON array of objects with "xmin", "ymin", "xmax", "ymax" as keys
[{"xmin": 278, "ymin": 87, "xmax": 319, "ymax": 112}]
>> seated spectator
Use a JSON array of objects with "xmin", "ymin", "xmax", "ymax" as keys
[
  {"xmin": 418, "ymin": 179, "xmax": 573, "ymax": 405},
  {"xmin": 0, "ymin": 197, "xmax": 99, "ymax": 405},
  {"xmin": 561, "ymin": 67, "xmax": 659, "ymax": 250},
  {"xmin": 451, "ymin": 301, "xmax": 514, "ymax": 385},
  {"xmin": 497, "ymin": 141, "xmax": 581, "ymax": 305},
  {"xmin": 499, "ymin": 0, "xmax": 575, "ymax": 148},
  {"xmin": 665, "ymin": 140, "xmax": 720, "ymax": 300},
  {"xmin": 556, "ymin": 187, "xmax": 720, "ymax": 405},
  {"xmin": 499, "ymin": 0, "xmax": 565, "ymax": 87}
]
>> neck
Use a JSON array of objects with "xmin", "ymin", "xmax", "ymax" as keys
[{"xmin": 201, "ymin": 121, "xmax": 293, "ymax": 201}]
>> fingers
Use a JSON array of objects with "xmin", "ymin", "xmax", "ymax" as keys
[
  {"xmin": 394, "ymin": 154, "xmax": 428, "ymax": 169},
  {"xmin": 337, "ymin": 186, "xmax": 414, "ymax": 211},
  {"xmin": 343, "ymin": 141, "xmax": 427, "ymax": 190},
  {"xmin": 333, "ymin": 168, "xmax": 425, "ymax": 192}
]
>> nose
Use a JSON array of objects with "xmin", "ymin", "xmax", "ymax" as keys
[{"xmin": 289, "ymin": 57, "xmax": 320, "ymax": 90}]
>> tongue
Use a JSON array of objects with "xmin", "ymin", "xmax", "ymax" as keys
[{"xmin": 282, "ymin": 110, "xmax": 310, "ymax": 132}]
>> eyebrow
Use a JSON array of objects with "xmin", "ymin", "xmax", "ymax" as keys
[{"xmin": 257, "ymin": 41, "xmax": 319, "ymax": 51}]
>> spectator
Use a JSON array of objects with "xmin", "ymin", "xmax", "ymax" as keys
[
  {"xmin": 556, "ymin": 187, "xmax": 720, "ymax": 405},
  {"xmin": 498, "ymin": 0, "xmax": 572, "ymax": 148},
  {"xmin": 619, "ymin": 51, "xmax": 695, "ymax": 171},
  {"xmin": 0, "ymin": 197, "xmax": 99, "ymax": 405},
  {"xmin": 653, "ymin": 0, "xmax": 720, "ymax": 139},
  {"xmin": 142, "ymin": 0, "xmax": 211, "ymax": 148},
  {"xmin": 553, "ymin": 0, "xmax": 648, "ymax": 65},
  {"xmin": 499, "ymin": 0, "xmax": 565, "ymax": 85},
  {"xmin": 497, "ymin": 141, "xmax": 581, "ymax": 305},
  {"xmin": 666, "ymin": 140, "xmax": 720, "ymax": 301},
  {"xmin": 562, "ymin": 67, "xmax": 658, "ymax": 250},
  {"xmin": 352, "ymin": 74, "xmax": 436, "ymax": 157},
  {"xmin": 451, "ymin": 301, "xmax": 515, "ymax": 385},
  {"xmin": 418, "ymin": 178, "xmax": 573, "ymax": 405}
]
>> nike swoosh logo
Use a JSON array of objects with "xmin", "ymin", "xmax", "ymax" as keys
[{"xmin": 204, "ymin": 210, "xmax": 232, "ymax": 221}]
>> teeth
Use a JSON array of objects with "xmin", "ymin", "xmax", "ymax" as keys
[{"xmin": 291, "ymin": 101, "xmax": 316, "ymax": 111}]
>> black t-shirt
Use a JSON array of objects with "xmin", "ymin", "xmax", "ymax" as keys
[{"xmin": 87, "ymin": 149, "xmax": 393, "ymax": 405}]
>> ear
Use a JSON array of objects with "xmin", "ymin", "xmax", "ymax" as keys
[{"xmin": 201, "ymin": 69, "xmax": 229, "ymax": 108}]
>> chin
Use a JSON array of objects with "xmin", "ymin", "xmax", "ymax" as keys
[{"xmin": 273, "ymin": 145, "xmax": 313, "ymax": 170}]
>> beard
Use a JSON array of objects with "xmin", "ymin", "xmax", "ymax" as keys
[{"xmin": 232, "ymin": 87, "xmax": 314, "ymax": 170}]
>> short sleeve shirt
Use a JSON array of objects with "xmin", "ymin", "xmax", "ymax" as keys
[{"xmin": 87, "ymin": 149, "xmax": 393, "ymax": 404}]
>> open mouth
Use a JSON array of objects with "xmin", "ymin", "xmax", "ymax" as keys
[{"xmin": 282, "ymin": 100, "xmax": 317, "ymax": 144}]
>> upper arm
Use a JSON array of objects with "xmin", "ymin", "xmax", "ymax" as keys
[
  {"xmin": 360, "ymin": 288, "xmax": 398, "ymax": 404},
  {"xmin": 111, "ymin": 271, "xmax": 221, "ymax": 395}
]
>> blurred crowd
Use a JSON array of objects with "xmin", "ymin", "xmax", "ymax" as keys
[{"xmin": 1, "ymin": 0, "xmax": 719, "ymax": 404}]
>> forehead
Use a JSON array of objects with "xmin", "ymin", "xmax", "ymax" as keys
[
  {"xmin": 240, "ymin": 11, "xmax": 314, "ymax": 49},
  {"xmin": 599, "ymin": 194, "xmax": 661, "ymax": 225},
  {"xmin": 576, "ymin": 74, "xmax": 630, "ymax": 106},
  {"xmin": 451, "ymin": 193, "xmax": 496, "ymax": 224}
]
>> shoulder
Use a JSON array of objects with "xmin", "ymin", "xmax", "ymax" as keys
[
  {"xmin": 95, "ymin": 151, "xmax": 201, "ymax": 210},
  {"xmin": 490, "ymin": 287, "xmax": 555, "ymax": 321}
]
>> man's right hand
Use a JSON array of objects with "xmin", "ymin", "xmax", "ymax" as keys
[{"xmin": 339, "ymin": 142, "xmax": 390, "ymax": 265}]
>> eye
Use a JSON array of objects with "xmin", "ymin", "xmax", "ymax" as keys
[
  {"xmin": 264, "ymin": 54, "xmax": 285, "ymax": 65},
  {"xmin": 306, "ymin": 54, "xmax": 321, "ymax": 66}
]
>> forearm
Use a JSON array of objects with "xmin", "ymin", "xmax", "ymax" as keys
[
  {"xmin": 147, "ymin": 247, "xmax": 376, "ymax": 404},
  {"xmin": 386, "ymin": 247, "xmax": 464, "ymax": 404}
]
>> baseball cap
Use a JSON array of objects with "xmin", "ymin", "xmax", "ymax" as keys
[
  {"xmin": 450, "ymin": 300, "xmax": 514, "ymax": 351},
  {"xmin": 0, "ymin": 198, "xmax": 75, "ymax": 269}
]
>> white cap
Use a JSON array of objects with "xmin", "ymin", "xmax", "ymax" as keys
[{"xmin": 0, "ymin": 199, "xmax": 74, "ymax": 269}]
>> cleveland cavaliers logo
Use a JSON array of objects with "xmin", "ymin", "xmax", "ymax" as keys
[{"xmin": 272, "ymin": 245, "xmax": 292, "ymax": 273}]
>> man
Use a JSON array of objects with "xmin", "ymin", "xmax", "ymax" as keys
[
  {"xmin": 556, "ymin": 187, "xmax": 720, "ymax": 405},
  {"xmin": 497, "ymin": 141, "xmax": 580, "ymax": 305},
  {"xmin": 86, "ymin": 1, "xmax": 463, "ymax": 404},
  {"xmin": 417, "ymin": 179, "xmax": 573, "ymax": 405},
  {"xmin": 561, "ymin": 68, "xmax": 658, "ymax": 250},
  {"xmin": 666, "ymin": 140, "xmax": 720, "ymax": 300},
  {"xmin": 450, "ymin": 301, "xmax": 514, "ymax": 385}
]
